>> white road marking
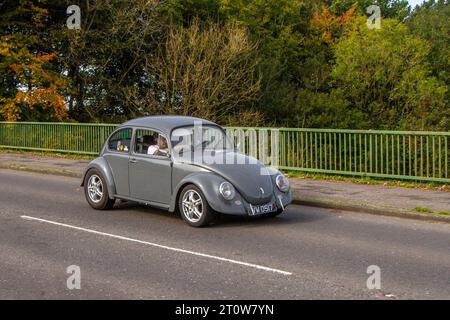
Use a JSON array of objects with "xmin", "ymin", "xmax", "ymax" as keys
[{"xmin": 21, "ymin": 215, "xmax": 292, "ymax": 276}]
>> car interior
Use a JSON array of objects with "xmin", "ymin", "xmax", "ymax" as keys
[
  {"xmin": 134, "ymin": 129, "xmax": 169, "ymax": 157},
  {"xmin": 108, "ymin": 129, "xmax": 132, "ymax": 152}
]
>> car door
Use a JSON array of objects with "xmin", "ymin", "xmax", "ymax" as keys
[
  {"xmin": 129, "ymin": 128, "xmax": 172, "ymax": 204},
  {"xmin": 103, "ymin": 127, "xmax": 133, "ymax": 197}
]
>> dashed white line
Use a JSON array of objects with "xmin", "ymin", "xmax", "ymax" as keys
[{"xmin": 20, "ymin": 215, "xmax": 292, "ymax": 276}]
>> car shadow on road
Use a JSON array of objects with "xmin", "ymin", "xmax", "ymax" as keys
[
  {"xmin": 112, "ymin": 201, "xmax": 182, "ymax": 220},
  {"xmin": 113, "ymin": 201, "xmax": 330, "ymax": 228},
  {"xmin": 211, "ymin": 207, "xmax": 330, "ymax": 229}
]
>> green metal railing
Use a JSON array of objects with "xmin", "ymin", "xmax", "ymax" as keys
[
  {"xmin": 1, "ymin": 122, "xmax": 449, "ymax": 183},
  {"xmin": 0, "ymin": 122, "xmax": 117, "ymax": 155},
  {"xmin": 227, "ymin": 128, "xmax": 450, "ymax": 183}
]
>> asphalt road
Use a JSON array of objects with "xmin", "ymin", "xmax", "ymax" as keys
[{"xmin": 0, "ymin": 169, "xmax": 449, "ymax": 300}]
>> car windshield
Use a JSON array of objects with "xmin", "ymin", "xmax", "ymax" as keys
[{"xmin": 171, "ymin": 125, "xmax": 234, "ymax": 156}]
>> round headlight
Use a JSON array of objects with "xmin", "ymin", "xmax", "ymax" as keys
[
  {"xmin": 276, "ymin": 174, "xmax": 290, "ymax": 193},
  {"xmin": 219, "ymin": 182, "xmax": 236, "ymax": 200}
]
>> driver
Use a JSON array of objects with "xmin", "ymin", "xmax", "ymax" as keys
[
  {"xmin": 148, "ymin": 135, "xmax": 169, "ymax": 156},
  {"xmin": 142, "ymin": 135, "xmax": 156, "ymax": 154}
]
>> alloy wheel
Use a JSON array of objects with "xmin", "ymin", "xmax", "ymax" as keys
[
  {"xmin": 87, "ymin": 174, "xmax": 103, "ymax": 203},
  {"xmin": 181, "ymin": 190, "xmax": 204, "ymax": 223}
]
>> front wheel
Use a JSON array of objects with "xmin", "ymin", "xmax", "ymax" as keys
[
  {"xmin": 84, "ymin": 169, "xmax": 115, "ymax": 210},
  {"xmin": 178, "ymin": 185, "xmax": 215, "ymax": 227}
]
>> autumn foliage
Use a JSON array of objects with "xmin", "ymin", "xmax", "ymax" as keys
[
  {"xmin": 0, "ymin": 2, "xmax": 67, "ymax": 121},
  {"xmin": 310, "ymin": 3, "xmax": 358, "ymax": 43}
]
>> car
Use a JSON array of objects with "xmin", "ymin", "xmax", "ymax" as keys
[{"xmin": 81, "ymin": 116, "xmax": 292, "ymax": 227}]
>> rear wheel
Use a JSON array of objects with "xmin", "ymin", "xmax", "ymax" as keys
[
  {"xmin": 178, "ymin": 185, "xmax": 214, "ymax": 227},
  {"xmin": 84, "ymin": 169, "xmax": 115, "ymax": 210}
]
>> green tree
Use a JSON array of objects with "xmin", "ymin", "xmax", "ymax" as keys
[
  {"xmin": 146, "ymin": 19, "xmax": 263, "ymax": 126},
  {"xmin": 218, "ymin": 0, "xmax": 320, "ymax": 124},
  {"xmin": 331, "ymin": 18, "xmax": 448, "ymax": 130},
  {"xmin": 408, "ymin": 0, "xmax": 449, "ymax": 104},
  {"xmin": 284, "ymin": 3, "xmax": 358, "ymax": 127},
  {"xmin": 327, "ymin": 0, "xmax": 411, "ymax": 20},
  {"xmin": 163, "ymin": 0, "xmax": 223, "ymax": 24}
]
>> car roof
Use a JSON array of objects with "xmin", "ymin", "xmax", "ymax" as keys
[{"xmin": 120, "ymin": 116, "xmax": 219, "ymax": 136}]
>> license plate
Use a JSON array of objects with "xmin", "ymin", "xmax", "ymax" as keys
[{"xmin": 249, "ymin": 202, "xmax": 277, "ymax": 216}]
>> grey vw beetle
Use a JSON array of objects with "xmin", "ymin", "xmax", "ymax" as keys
[{"xmin": 81, "ymin": 116, "xmax": 292, "ymax": 227}]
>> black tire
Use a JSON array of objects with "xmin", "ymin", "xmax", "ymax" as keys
[
  {"xmin": 84, "ymin": 169, "xmax": 115, "ymax": 210},
  {"xmin": 178, "ymin": 184, "xmax": 215, "ymax": 227}
]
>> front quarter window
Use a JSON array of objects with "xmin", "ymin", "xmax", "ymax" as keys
[{"xmin": 107, "ymin": 128, "xmax": 132, "ymax": 153}]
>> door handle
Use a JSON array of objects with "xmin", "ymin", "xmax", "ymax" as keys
[{"xmin": 129, "ymin": 158, "xmax": 137, "ymax": 164}]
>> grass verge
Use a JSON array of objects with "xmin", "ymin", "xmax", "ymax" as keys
[
  {"xmin": 0, "ymin": 148, "xmax": 95, "ymax": 160},
  {"xmin": 413, "ymin": 206, "xmax": 450, "ymax": 216},
  {"xmin": 0, "ymin": 163, "xmax": 82, "ymax": 178},
  {"xmin": 283, "ymin": 170, "xmax": 449, "ymax": 192},
  {"xmin": 414, "ymin": 206, "xmax": 433, "ymax": 213}
]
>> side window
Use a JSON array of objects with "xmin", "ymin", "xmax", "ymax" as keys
[
  {"xmin": 108, "ymin": 128, "xmax": 132, "ymax": 153},
  {"xmin": 134, "ymin": 129, "xmax": 169, "ymax": 157}
]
